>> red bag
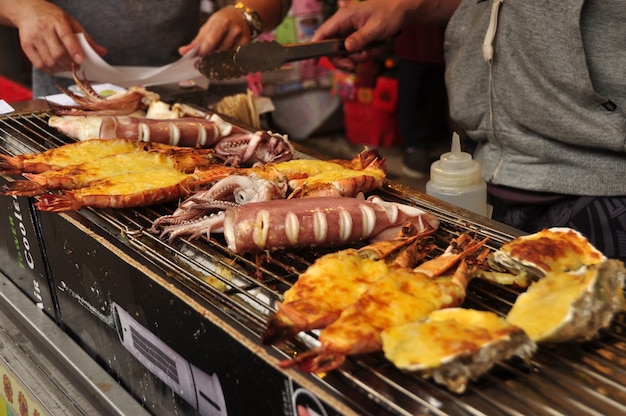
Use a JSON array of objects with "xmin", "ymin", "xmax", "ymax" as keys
[{"xmin": 371, "ymin": 76, "xmax": 398, "ymax": 113}]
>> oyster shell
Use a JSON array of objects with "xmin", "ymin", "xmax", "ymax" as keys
[
  {"xmin": 490, "ymin": 227, "xmax": 606, "ymax": 280},
  {"xmin": 507, "ymin": 259, "xmax": 626, "ymax": 343},
  {"xmin": 381, "ymin": 308, "xmax": 536, "ymax": 393}
]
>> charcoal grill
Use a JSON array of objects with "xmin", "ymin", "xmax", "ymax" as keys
[{"xmin": 1, "ymin": 105, "xmax": 626, "ymax": 416}]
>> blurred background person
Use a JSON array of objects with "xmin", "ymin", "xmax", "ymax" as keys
[{"xmin": 394, "ymin": 24, "xmax": 448, "ymax": 178}]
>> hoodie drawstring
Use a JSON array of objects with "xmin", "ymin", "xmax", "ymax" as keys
[
  {"xmin": 483, "ymin": 0, "xmax": 504, "ymax": 180},
  {"xmin": 483, "ymin": 0, "xmax": 504, "ymax": 63}
]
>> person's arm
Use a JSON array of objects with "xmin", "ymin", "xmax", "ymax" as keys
[
  {"xmin": 179, "ymin": 0, "xmax": 292, "ymax": 57},
  {"xmin": 0, "ymin": 0, "xmax": 106, "ymax": 73},
  {"xmin": 311, "ymin": 0, "xmax": 460, "ymax": 70}
]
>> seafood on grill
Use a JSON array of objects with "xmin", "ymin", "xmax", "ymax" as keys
[
  {"xmin": 244, "ymin": 147, "xmax": 387, "ymax": 198},
  {"xmin": 223, "ymin": 195, "xmax": 440, "ymax": 254},
  {"xmin": 481, "ymin": 227, "xmax": 626, "ymax": 343},
  {"xmin": 48, "ymin": 115, "xmax": 108, "ymax": 142},
  {"xmin": 98, "ymin": 113, "xmax": 244, "ymax": 148},
  {"xmin": 1, "ymin": 149, "xmax": 220, "ymax": 197},
  {"xmin": 48, "ymin": 66, "xmax": 159, "ymax": 116},
  {"xmin": 151, "ymin": 148, "xmax": 388, "ymax": 240},
  {"xmin": 483, "ymin": 227, "xmax": 607, "ymax": 287},
  {"xmin": 154, "ymin": 194, "xmax": 439, "ymax": 254},
  {"xmin": 0, "ymin": 138, "xmax": 145, "ymax": 174},
  {"xmin": 279, "ymin": 234, "xmax": 487, "ymax": 373},
  {"xmin": 2, "ymin": 138, "xmax": 233, "ymax": 212},
  {"xmin": 216, "ymin": 147, "xmax": 386, "ymax": 201},
  {"xmin": 151, "ymin": 174, "xmax": 288, "ymax": 241},
  {"xmin": 470, "ymin": 227, "xmax": 609, "ymax": 288},
  {"xmin": 287, "ymin": 157, "xmax": 385, "ymax": 199},
  {"xmin": 212, "ymin": 130, "xmax": 295, "ymax": 167},
  {"xmin": 51, "ymin": 113, "xmax": 294, "ymax": 166},
  {"xmin": 34, "ymin": 165, "xmax": 230, "ymax": 212},
  {"xmin": 507, "ymin": 258, "xmax": 625, "ymax": 343},
  {"xmin": 381, "ymin": 308, "xmax": 536, "ymax": 393},
  {"xmin": 286, "ymin": 166, "xmax": 385, "ymax": 198},
  {"xmin": 262, "ymin": 226, "xmax": 436, "ymax": 345},
  {"xmin": 247, "ymin": 148, "xmax": 385, "ymax": 191},
  {"xmin": 101, "ymin": 115, "xmax": 295, "ymax": 166},
  {"xmin": 48, "ymin": 100, "xmax": 217, "ymax": 141},
  {"xmin": 45, "ymin": 67, "xmax": 296, "ymax": 166}
]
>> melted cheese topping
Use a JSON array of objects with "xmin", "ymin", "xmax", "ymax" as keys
[
  {"xmin": 500, "ymin": 228, "xmax": 605, "ymax": 274},
  {"xmin": 284, "ymin": 249, "xmax": 390, "ymax": 306},
  {"xmin": 24, "ymin": 139, "xmax": 138, "ymax": 169},
  {"xmin": 319, "ymin": 268, "xmax": 464, "ymax": 351},
  {"xmin": 301, "ymin": 168, "xmax": 385, "ymax": 186},
  {"xmin": 507, "ymin": 266, "xmax": 597, "ymax": 341},
  {"xmin": 37, "ymin": 151, "xmax": 175, "ymax": 187},
  {"xmin": 382, "ymin": 308, "xmax": 519, "ymax": 369},
  {"xmin": 72, "ymin": 168, "xmax": 188, "ymax": 197},
  {"xmin": 274, "ymin": 159, "xmax": 345, "ymax": 176}
]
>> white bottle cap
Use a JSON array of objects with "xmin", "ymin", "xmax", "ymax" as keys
[{"xmin": 429, "ymin": 133, "xmax": 484, "ymax": 192}]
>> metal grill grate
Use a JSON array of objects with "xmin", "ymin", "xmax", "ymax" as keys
[{"xmin": 2, "ymin": 111, "xmax": 626, "ymax": 415}]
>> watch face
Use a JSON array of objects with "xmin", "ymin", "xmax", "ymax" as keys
[{"xmin": 235, "ymin": 2, "xmax": 262, "ymax": 38}]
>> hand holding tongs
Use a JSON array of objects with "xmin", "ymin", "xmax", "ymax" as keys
[{"xmin": 197, "ymin": 38, "xmax": 378, "ymax": 80}]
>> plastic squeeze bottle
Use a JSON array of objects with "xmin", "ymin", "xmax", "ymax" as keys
[{"xmin": 426, "ymin": 132, "xmax": 488, "ymax": 216}]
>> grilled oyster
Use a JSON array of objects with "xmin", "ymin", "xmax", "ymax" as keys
[
  {"xmin": 507, "ymin": 259, "xmax": 626, "ymax": 343},
  {"xmin": 489, "ymin": 227, "xmax": 606, "ymax": 281},
  {"xmin": 381, "ymin": 308, "xmax": 536, "ymax": 394},
  {"xmin": 485, "ymin": 227, "xmax": 625, "ymax": 343}
]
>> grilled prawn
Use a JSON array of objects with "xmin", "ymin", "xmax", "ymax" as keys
[
  {"xmin": 2, "ymin": 150, "xmax": 221, "ymax": 197},
  {"xmin": 246, "ymin": 147, "xmax": 387, "ymax": 198},
  {"xmin": 262, "ymin": 227, "xmax": 436, "ymax": 345},
  {"xmin": 34, "ymin": 165, "xmax": 231, "ymax": 212},
  {"xmin": 0, "ymin": 137, "xmax": 213, "ymax": 176},
  {"xmin": 279, "ymin": 234, "xmax": 488, "ymax": 373},
  {"xmin": 0, "ymin": 138, "xmax": 142, "ymax": 174}
]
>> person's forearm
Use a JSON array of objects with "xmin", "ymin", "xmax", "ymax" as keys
[
  {"xmin": 0, "ymin": 0, "xmax": 42, "ymax": 27},
  {"xmin": 0, "ymin": 0, "xmax": 22, "ymax": 26},
  {"xmin": 381, "ymin": 0, "xmax": 462, "ymax": 27},
  {"xmin": 409, "ymin": 0, "xmax": 462, "ymax": 25}
]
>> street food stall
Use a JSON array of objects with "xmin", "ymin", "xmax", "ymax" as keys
[{"xmin": 0, "ymin": 96, "xmax": 625, "ymax": 416}]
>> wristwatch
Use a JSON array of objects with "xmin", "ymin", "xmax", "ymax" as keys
[{"xmin": 234, "ymin": 2, "xmax": 263, "ymax": 39}]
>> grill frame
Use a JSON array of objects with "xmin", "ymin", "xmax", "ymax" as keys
[{"xmin": 1, "ymin": 109, "xmax": 626, "ymax": 416}]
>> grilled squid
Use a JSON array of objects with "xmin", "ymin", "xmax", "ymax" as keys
[
  {"xmin": 99, "ymin": 113, "xmax": 239, "ymax": 148},
  {"xmin": 222, "ymin": 195, "xmax": 439, "ymax": 253}
]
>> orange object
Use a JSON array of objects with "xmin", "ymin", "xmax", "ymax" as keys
[{"xmin": 356, "ymin": 87, "xmax": 373, "ymax": 104}]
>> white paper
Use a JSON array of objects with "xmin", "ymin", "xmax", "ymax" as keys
[
  {"xmin": 56, "ymin": 33, "xmax": 208, "ymax": 88},
  {"xmin": 0, "ymin": 99, "xmax": 15, "ymax": 115}
]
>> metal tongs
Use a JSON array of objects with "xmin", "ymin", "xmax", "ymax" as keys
[{"xmin": 197, "ymin": 39, "xmax": 348, "ymax": 80}]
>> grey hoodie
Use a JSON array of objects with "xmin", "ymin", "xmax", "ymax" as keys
[{"xmin": 445, "ymin": 0, "xmax": 626, "ymax": 196}]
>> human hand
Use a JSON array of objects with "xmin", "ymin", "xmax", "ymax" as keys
[
  {"xmin": 311, "ymin": 0, "xmax": 407, "ymax": 71},
  {"xmin": 312, "ymin": 0, "xmax": 458, "ymax": 71},
  {"xmin": 178, "ymin": 6, "xmax": 252, "ymax": 57},
  {"xmin": 13, "ymin": 1, "xmax": 107, "ymax": 73}
]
